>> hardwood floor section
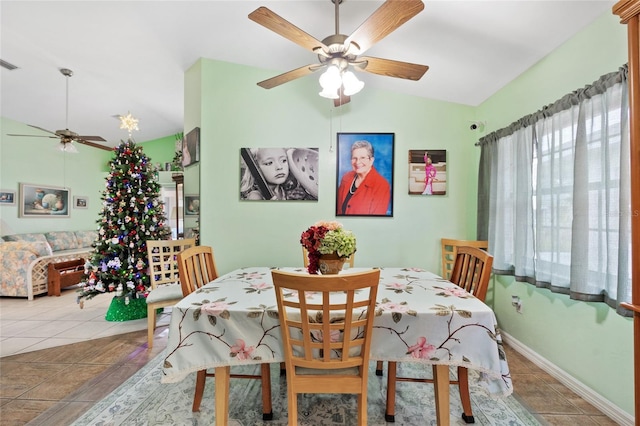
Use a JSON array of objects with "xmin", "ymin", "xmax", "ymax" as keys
[
  {"xmin": 0, "ymin": 329, "xmax": 167, "ymax": 426},
  {"xmin": 0, "ymin": 328, "xmax": 619, "ymax": 425}
]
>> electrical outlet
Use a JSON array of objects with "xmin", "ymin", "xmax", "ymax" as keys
[{"xmin": 511, "ymin": 295, "xmax": 522, "ymax": 313}]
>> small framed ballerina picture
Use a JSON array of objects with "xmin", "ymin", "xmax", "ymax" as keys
[{"xmin": 408, "ymin": 149, "xmax": 447, "ymax": 196}]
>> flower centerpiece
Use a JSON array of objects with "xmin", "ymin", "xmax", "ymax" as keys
[{"xmin": 300, "ymin": 220, "xmax": 356, "ymax": 274}]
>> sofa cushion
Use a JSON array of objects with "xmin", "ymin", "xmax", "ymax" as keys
[
  {"xmin": 75, "ymin": 230, "xmax": 97, "ymax": 248},
  {"xmin": 3, "ymin": 233, "xmax": 53, "ymax": 256},
  {"xmin": 0, "ymin": 241, "xmax": 51, "ymax": 257},
  {"xmin": 45, "ymin": 231, "xmax": 79, "ymax": 252}
]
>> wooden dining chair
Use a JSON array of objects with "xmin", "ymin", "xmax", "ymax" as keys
[
  {"xmin": 302, "ymin": 246, "xmax": 355, "ymax": 268},
  {"xmin": 384, "ymin": 246, "xmax": 494, "ymax": 423},
  {"xmin": 441, "ymin": 238, "xmax": 488, "ymax": 280},
  {"xmin": 271, "ymin": 269, "xmax": 380, "ymax": 426},
  {"xmin": 145, "ymin": 238, "xmax": 195, "ymax": 348},
  {"xmin": 176, "ymin": 245, "xmax": 273, "ymax": 418},
  {"xmin": 375, "ymin": 239, "xmax": 489, "ymax": 374},
  {"xmin": 176, "ymin": 245, "xmax": 219, "ymax": 297},
  {"xmin": 295, "ymin": 247, "xmax": 357, "ymax": 374}
]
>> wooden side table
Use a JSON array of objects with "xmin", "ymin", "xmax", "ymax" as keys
[{"xmin": 47, "ymin": 259, "xmax": 84, "ymax": 297}]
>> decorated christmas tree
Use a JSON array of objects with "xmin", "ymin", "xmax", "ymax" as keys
[{"xmin": 77, "ymin": 114, "xmax": 170, "ymax": 319}]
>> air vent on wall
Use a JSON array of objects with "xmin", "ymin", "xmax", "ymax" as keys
[{"xmin": 0, "ymin": 59, "xmax": 19, "ymax": 71}]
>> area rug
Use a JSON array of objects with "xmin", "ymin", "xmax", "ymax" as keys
[{"xmin": 71, "ymin": 351, "xmax": 541, "ymax": 426}]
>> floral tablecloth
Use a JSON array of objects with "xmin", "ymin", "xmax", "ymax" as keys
[{"xmin": 161, "ymin": 267, "xmax": 512, "ymax": 397}]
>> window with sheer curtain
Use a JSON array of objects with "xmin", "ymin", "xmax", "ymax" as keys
[{"xmin": 477, "ymin": 66, "xmax": 631, "ymax": 316}]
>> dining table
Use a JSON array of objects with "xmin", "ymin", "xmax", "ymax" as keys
[{"xmin": 161, "ymin": 266, "xmax": 512, "ymax": 425}]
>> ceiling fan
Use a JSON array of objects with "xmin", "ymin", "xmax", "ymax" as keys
[
  {"xmin": 248, "ymin": 0, "xmax": 429, "ymax": 106},
  {"xmin": 7, "ymin": 68, "xmax": 111, "ymax": 152}
]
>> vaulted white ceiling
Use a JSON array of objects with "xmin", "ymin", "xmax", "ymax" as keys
[{"xmin": 1, "ymin": 1, "xmax": 615, "ymax": 146}]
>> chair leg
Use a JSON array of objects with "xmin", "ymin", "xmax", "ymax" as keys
[
  {"xmin": 146, "ymin": 306, "xmax": 156, "ymax": 349},
  {"xmin": 385, "ymin": 361, "xmax": 398, "ymax": 422},
  {"xmin": 458, "ymin": 366, "xmax": 475, "ymax": 423},
  {"xmin": 288, "ymin": 391, "xmax": 297, "ymax": 426},
  {"xmin": 192, "ymin": 369, "xmax": 207, "ymax": 412},
  {"xmin": 261, "ymin": 364, "xmax": 273, "ymax": 420},
  {"xmin": 357, "ymin": 393, "xmax": 367, "ymax": 426},
  {"xmin": 376, "ymin": 360, "xmax": 384, "ymax": 376}
]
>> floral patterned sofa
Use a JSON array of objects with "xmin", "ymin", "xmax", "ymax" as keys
[{"xmin": 0, "ymin": 230, "xmax": 96, "ymax": 300}]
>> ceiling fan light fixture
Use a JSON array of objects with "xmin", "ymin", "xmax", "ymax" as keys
[
  {"xmin": 342, "ymin": 70, "xmax": 364, "ymax": 96},
  {"xmin": 319, "ymin": 65, "xmax": 341, "ymax": 89},
  {"xmin": 318, "ymin": 65, "xmax": 342, "ymax": 99},
  {"xmin": 57, "ymin": 141, "xmax": 79, "ymax": 154},
  {"xmin": 319, "ymin": 87, "xmax": 340, "ymax": 99}
]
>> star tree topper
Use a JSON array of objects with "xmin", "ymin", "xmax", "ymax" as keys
[{"xmin": 119, "ymin": 112, "xmax": 139, "ymax": 138}]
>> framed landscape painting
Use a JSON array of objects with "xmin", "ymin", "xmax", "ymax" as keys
[
  {"xmin": 20, "ymin": 183, "xmax": 70, "ymax": 218},
  {"xmin": 336, "ymin": 132, "xmax": 394, "ymax": 217}
]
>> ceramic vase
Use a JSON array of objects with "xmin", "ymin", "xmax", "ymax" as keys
[{"xmin": 318, "ymin": 252, "xmax": 346, "ymax": 275}]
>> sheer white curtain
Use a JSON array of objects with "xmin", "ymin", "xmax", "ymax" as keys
[{"xmin": 478, "ymin": 66, "xmax": 631, "ymax": 315}]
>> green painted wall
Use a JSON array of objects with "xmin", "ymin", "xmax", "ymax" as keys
[
  {"xmin": 142, "ymin": 134, "xmax": 179, "ymax": 169},
  {"xmin": 477, "ymin": 12, "xmax": 632, "ymax": 417},
  {"xmin": 191, "ymin": 58, "xmax": 477, "ymax": 274},
  {"xmin": 0, "ymin": 117, "xmax": 111, "ymax": 235},
  {"xmin": 0, "ymin": 117, "xmax": 176, "ymax": 236}
]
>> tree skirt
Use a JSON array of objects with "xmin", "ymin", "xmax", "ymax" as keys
[{"xmin": 105, "ymin": 296, "xmax": 148, "ymax": 322}]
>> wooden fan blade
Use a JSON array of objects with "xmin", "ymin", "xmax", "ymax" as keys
[
  {"xmin": 257, "ymin": 64, "xmax": 317, "ymax": 89},
  {"xmin": 356, "ymin": 56, "xmax": 428, "ymax": 81},
  {"xmin": 249, "ymin": 7, "xmax": 328, "ymax": 54},
  {"xmin": 344, "ymin": 0, "xmax": 425, "ymax": 56},
  {"xmin": 27, "ymin": 125, "xmax": 57, "ymax": 135},
  {"xmin": 6, "ymin": 133, "xmax": 58, "ymax": 139},
  {"xmin": 334, "ymin": 87, "xmax": 351, "ymax": 107},
  {"xmin": 76, "ymin": 135, "xmax": 107, "ymax": 142},
  {"xmin": 76, "ymin": 139, "xmax": 113, "ymax": 151}
]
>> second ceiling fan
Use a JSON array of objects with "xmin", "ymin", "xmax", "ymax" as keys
[
  {"xmin": 249, "ymin": 0, "xmax": 429, "ymax": 106},
  {"xmin": 7, "ymin": 68, "xmax": 110, "ymax": 152}
]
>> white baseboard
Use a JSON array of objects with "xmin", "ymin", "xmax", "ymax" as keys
[{"xmin": 501, "ymin": 331, "xmax": 634, "ymax": 426}]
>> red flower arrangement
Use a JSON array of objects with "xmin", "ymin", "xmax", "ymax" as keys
[
  {"xmin": 300, "ymin": 225, "xmax": 328, "ymax": 274},
  {"xmin": 300, "ymin": 221, "xmax": 356, "ymax": 274}
]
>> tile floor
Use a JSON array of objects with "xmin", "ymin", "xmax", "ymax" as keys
[
  {"xmin": 0, "ymin": 288, "xmax": 169, "ymax": 358},
  {"xmin": 0, "ymin": 289, "xmax": 622, "ymax": 426}
]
